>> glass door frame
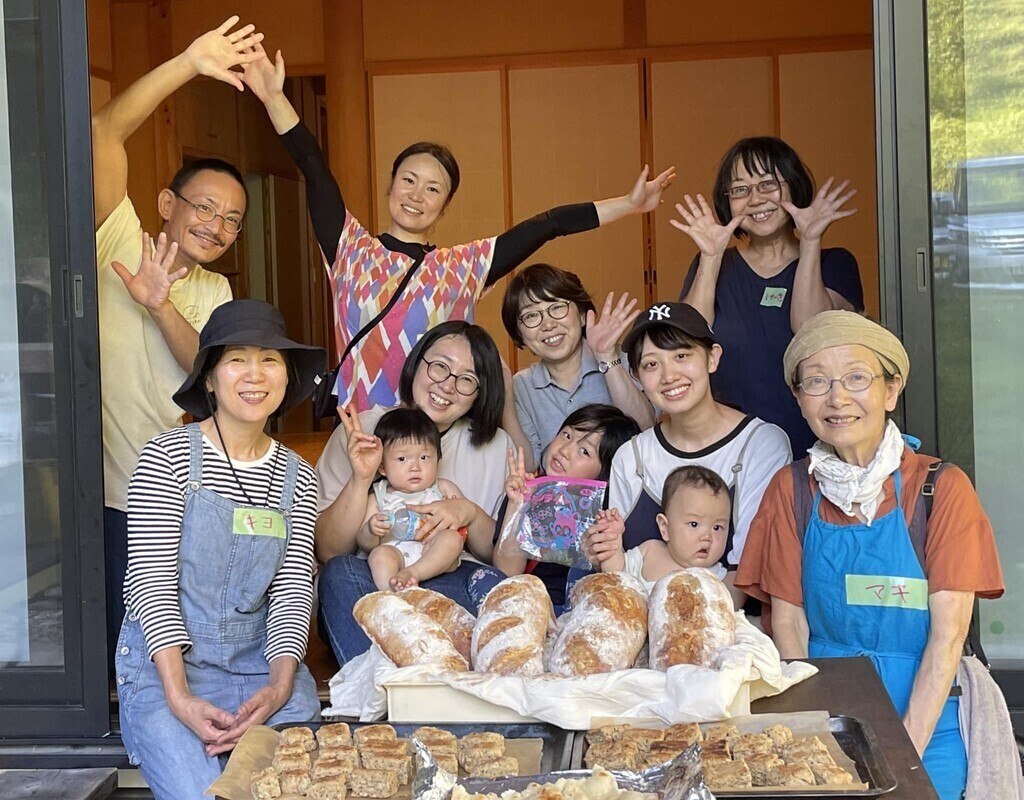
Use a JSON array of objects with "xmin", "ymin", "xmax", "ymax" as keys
[
  {"xmin": 0, "ymin": 0, "xmax": 110, "ymax": 739},
  {"xmin": 874, "ymin": 0, "xmax": 1024, "ymax": 721}
]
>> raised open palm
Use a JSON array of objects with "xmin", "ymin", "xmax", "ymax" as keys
[
  {"xmin": 184, "ymin": 16, "xmax": 264, "ymax": 91},
  {"xmin": 781, "ymin": 177, "xmax": 858, "ymax": 243},
  {"xmin": 669, "ymin": 194, "xmax": 742, "ymax": 257}
]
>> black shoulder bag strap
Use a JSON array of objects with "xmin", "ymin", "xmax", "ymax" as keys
[{"xmin": 312, "ymin": 252, "xmax": 427, "ymax": 419}]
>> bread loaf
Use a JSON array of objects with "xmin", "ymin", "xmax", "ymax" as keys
[
  {"xmin": 353, "ymin": 592, "xmax": 469, "ymax": 672},
  {"xmin": 548, "ymin": 572, "xmax": 648, "ymax": 676},
  {"xmin": 471, "ymin": 575, "xmax": 553, "ymax": 675},
  {"xmin": 399, "ymin": 587, "xmax": 476, "ymax": 666},
  {"xmin": 648, "ymin": 568, "xmax": 735, "ymax": 670}
]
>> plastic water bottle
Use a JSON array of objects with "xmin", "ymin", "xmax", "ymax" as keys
[{"xmin": 387, "ymin": 508, "xmax": 423, "ymax": 541}]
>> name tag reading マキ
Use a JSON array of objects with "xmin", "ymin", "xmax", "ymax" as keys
[
  {"xmin": 845, "ymin": 574, "xmax": 929, "ymax": 611},
  {"xmin": 233, "ymin": 508, "xmax": 286, "ymax": 539},
  {"xmin": 760, "ymin": 287, "xmax": 787, "ymax": 307}
]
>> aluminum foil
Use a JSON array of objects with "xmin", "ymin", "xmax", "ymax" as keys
[{"xmin": 412, "ymin": 741, "xmax": 715, "ymax": 800}]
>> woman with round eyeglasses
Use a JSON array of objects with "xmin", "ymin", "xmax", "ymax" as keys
[
  {"xmin": 313, "ymin": 321, "xmax": 512, "ymax": 664},
  {"xmin": 499, "ymin": 263, "xmax": 654, "ymax": 471},
  {"xmin": 737, "ymin": 311, "xmax": 1005, "ymax": 800},
  {"xmin": 672, "ymin": 136, "xmax": 864, "ymax": 455}
]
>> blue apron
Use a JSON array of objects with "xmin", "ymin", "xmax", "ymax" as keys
[
  {"xmin": 802, "ymin": 469, "xmax": 966, "ymax": 800},
  {"xmin": 116, "ymin": 424, "xmax": 320, "ymax": 799}
]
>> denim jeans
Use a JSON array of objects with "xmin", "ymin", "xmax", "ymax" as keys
[
  {"xmin": 463, "ymin": 565, "xmax": 595, "ymax": 617},
  {"xmin": 317, "ymin": 555, "xmax": 504, "ymax": 664}
]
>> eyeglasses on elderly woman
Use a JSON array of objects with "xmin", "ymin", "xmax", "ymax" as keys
[{"xmin": 795, "ymin": 370, "xmax": 883, "ymax": 396}]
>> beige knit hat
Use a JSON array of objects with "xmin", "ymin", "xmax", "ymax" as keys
[{"xmin": 783, "ymin": 310, "xmax": 910, "ymax": 386}]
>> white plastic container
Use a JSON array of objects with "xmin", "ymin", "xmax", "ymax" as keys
[{"xmin": 384, "ymin": 680, "xmax": 540, "ymax": 723}]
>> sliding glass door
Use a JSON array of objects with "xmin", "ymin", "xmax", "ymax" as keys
[{"xmin": 0, "ymin": 0, "xmax": 108, "ymax": 737}]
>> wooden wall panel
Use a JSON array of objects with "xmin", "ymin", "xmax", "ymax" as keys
[
  {"xmin": 779, "ymin": 50, "xmax": 879, "ymax": 316},
  {"xmin": 168, "ymin": 0, "xmax": 325, "ymax": 71},
  {"xmin": 110, "ymin": 0, "xmax": 160, "ymax": 235},
  {"xmin": 650, "ymin": 57, "xmax": 775, "ymax": 301},
  {"xmin": 175, "ymin": 80, "xmax": 240, "ymax": 162},
  {"xmin": 370, "ymin": 71, "xmax": 507, "ymax": 350},
  {"xmin": 89, "ymin": 76, "xmax": 111, "ymax": 115},
  {"xmin": 87, "ymin": 0, "xmax": 112, "ymax": 73},
  {"xmin": 508, "ymin": 64, "xmax": 644, "ymax": 368},
  {"xmin": 363, "ymin": 0, "xmax": 625, "ymax": 62},
  {"xmin": 645, "ymin": 0, "xmax": 872, "ymax": 47}
]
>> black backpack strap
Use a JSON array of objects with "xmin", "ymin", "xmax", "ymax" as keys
[
  {"xmin": 791, "ymin": 459, "xmax": 814, "ymax": 546},
  {"xmin": 312, "ymin": 252, "xmax": 427, "ymax": 418},
  {"xmin": 911, "ymin": 460, "xmax": 989, "ymax": 666}
]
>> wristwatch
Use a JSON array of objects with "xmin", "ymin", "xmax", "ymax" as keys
[{"xmin": 598, "ymin": 357, "xmax": 622, "ymax": 374}]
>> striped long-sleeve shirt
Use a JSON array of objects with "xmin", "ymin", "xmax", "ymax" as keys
[{"xmin": 123, "ymin": 427, "xmax": 318, "ymax": 663}]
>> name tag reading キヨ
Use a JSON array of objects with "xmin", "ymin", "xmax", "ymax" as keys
[
  {"xmin": 760, "ymin": 287, "xmax": 788, "ymax": 307},
  {"xmin": 233, "ymin": 508, "xmax": 286, "ymax": 539},
  {"xmin": 845, "ymin": 574, "xmax": 929, "ymax": 611}
]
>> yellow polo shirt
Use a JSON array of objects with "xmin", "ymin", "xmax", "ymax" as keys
[{"xmin": 96, "ymin": 195, "xmax": 231, "ymax": 510}]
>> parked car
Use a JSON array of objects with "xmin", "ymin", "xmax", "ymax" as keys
[{"xmin": 948, "ymin": 155, "xmax": 1024, "ymax": 289}]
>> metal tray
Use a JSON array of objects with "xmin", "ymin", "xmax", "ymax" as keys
[
  {"xmin": 273, "ymin": 721, "xmax": 576, "ymax": 774},
  {"xmin": 571, "ymin": 716, "xmax": 898, "ymax": 797}
]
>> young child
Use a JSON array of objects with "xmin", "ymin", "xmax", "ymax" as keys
[
  {"xmin": 358, "ymin": 408, "xmax": 467, "ymax": 591},
  {"xmin": 597, "ymin": 465, "xmax": 731, "ymax": 594},
  {"xmin": 470, "ymin": 404, "xmax": 641, "ymax": 613}
]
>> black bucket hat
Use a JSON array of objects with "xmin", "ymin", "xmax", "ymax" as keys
[
  {"xmin": 621, "ymin": 301, "xmax": 717, "ymax": 355},
  {"xmin": 173, "ymin": 299, "xmax": 327, "ymax": 420}
]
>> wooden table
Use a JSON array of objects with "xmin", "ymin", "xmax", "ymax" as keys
[{"xmin": 751, "ymin": 656, "xmax": 937, "ymax": 799}]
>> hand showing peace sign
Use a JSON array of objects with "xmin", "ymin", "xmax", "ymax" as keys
[
  {"xmin": 339, "ymin": 405, "xmax": 383, "ymax": 483},
  {"xmin": 504, "ymin": 447, "xmax": 535, "ymax": 507}
]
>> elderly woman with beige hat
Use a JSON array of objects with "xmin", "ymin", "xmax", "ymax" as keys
[{"xmin": 737, "ymin": 310, "xmax": 1006, "ymax": 800}]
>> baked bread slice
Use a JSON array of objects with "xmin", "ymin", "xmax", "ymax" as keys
[
  {"xmin": 766, "ymin": 763, "xmax": 816, "ymax": 787},
  {"xmin": 703, "ymin": 759, "xmax": 753, "ymax": 789}
]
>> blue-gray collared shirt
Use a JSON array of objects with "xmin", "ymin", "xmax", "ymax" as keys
[{"xmin": 512, "ymin": 345, "xmax": 615, "ymax": 465}]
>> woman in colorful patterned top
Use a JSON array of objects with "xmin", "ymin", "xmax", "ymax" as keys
[{"xmin": 242, "ymin": 45, "xmax": 675, "ymax": 411}]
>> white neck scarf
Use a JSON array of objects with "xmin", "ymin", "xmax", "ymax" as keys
[{"xmin": 807, "ymin": 419, "xmax": 905, "ymax": 526}]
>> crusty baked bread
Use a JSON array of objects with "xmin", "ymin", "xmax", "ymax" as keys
[
  {"xmin": 400, "ymin": 587, "xmax": 476, "ymax": 666},
  {"xmin": 731, "ymin": 733, "xmax": 774, "ymax": 760},
  {"xmin": 812, "ymin": 764, "xmax": 855, "ymax": 785},
  {"xmin": 353, "ymin": 725, "xmax": 397, "ymax": 746},
  {"xmin": 766, "ymin": 763, "xmax": 815, "ymax": 786},
  {"xmin": 471, "ymin": 575, "xmax": 553, "ymax": 675},
  {"xmin": 648, "ymin": 569, "xmax": 735, "ymax": 670},
  {"xmin": 307, "ymin": 777, "xmax": 347, "ymax": 800},
  {"xmin": 348, "ymin": 768, "xmax": 398, "ymax": 798},
  {"xmin": 251, "ymin": 767, "xmax": 281, "ymax": 800},
  {"xmin": 468, "ymin": 755, "xmax": 519, "ymax": 778},
  {"xmin": 353, "ymin": 592, "xmax": 469, "ymax": 672},
  {"xmin": 664, "ymin": 722, "xmax": 703, "ymax": 746},
  {"xmin": 317, "ymin": 723, "xmax": 352, "ymax": 748},
  {"xmin": 745, "ymin": 752, "xmax": 784, "ymax": 785},
  {"xmin": 280, "ymin": 726, "xmax": 317, "ymax": 752},
  {"xmin": 549, "ymin": 572, "xmax": 648, "ymax": 676}
]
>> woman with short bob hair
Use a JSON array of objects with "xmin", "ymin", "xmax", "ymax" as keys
[
  {"xmin": 737, "ymin": 310, "xmax": 1005, "ymax": 800},
  {"xmin": 500, "ymin": 263, "xmax": 654, "ymax": 470},
  {"xmin": 315, "ymin": 321, "xmax": 512, "ymax": 664},
  {"xmin": 672, "ymin": 136, "xmax": 864, "ymax": 454},
  {"xmin": 116, "ymin": 300, "xmax": 325, "ymax": 799}
]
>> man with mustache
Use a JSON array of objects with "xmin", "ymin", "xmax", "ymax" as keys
[{"xmin": 91, "ymin": 17, "xmax": 263, "ymax": 660}]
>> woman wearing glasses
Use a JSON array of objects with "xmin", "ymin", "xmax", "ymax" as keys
[
  {"xmin": 737, "ymin": 311, "xmax": 1005, "ymax": 800},
  {"xmin": 314, "ymin": 321, "xmax": 512, "ymax": 664},
  {"xmin": 672, "ymin": 137, "xmax": 864, "ymax": 454},
  {"xmin": 242, "ymin": 46, "xmax": 674, "ymax": 413},
  {"xmin": 499, "ymin": 263, "xmax": 654, "ymax": 471}
]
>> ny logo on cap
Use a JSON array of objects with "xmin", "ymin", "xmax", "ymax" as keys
[{"xmin": 649, "ymin": 304, "xmax": 672, "ymax": 321}]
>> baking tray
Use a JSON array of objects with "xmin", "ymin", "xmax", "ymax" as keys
[
  {"xmin": 273, "ymin": 720, "xmax": 576, "ymax": 774},
  {"xmin": 571, "ymin": 716, "xmax": 898, "ymax": 796}
]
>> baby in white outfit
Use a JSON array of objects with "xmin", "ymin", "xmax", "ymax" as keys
[{"xmin": 358, "ymin": 408, "xmax": 466, "ymax": 591}]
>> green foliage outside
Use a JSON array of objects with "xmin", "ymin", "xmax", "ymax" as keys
[{"xmin": 928, "ymin": 0, "xmax": 1024, "ymax": 190}]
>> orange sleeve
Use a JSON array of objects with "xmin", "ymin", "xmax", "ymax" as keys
[
  {"xmin": 924, "ymin": 465, "xmax": 1005, "ymax": 599},
  {"xmin": 735, "ymin": 466, "xmax": 805, "ymax": 607}
]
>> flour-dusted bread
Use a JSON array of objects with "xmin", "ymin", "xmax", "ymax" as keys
[
  {"xmin": 648, "ymin": 568, "xmax": 735, "ymax": 670},
  {"xmin": 353, "ymin": 592, "xmax": 469, "ymax": 672},
  {"xmin": 399, "ymin": 587, "xmax": 476, "ymax": 666},
  {"xmin": 548, "ymin": 572, "xmax": 648, "ymax": 676},
  {"xmin": 471, "ymin": 575, "xmax": 553, "ymax": 675}
]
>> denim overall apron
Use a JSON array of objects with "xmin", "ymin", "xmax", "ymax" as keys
[
  {"xmin": 116, "ymin": 425, "xmax": 320, "ymax": 800},
  {"xmin": 803, "ymin": 468, "xmax": 967, "ymax": 800}
]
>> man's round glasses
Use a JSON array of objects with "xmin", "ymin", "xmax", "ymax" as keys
[
  {"xmin": 425, "ymin": 360, "xmax": 479, "ymax": 396},
  {"xmin": 518, "ymin": 301, "xmax": 571, "ymax": 329},
  {"xmin": 725, "ymin": 178, "xmax": 786, "ymax": 200},
  {"xmin": 797, "ymin": 370, "xmax": 882, "ymax": 396},
  {"xmin": 172, "ymin": 190, "xmax": 243, "ymax": 234}
]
